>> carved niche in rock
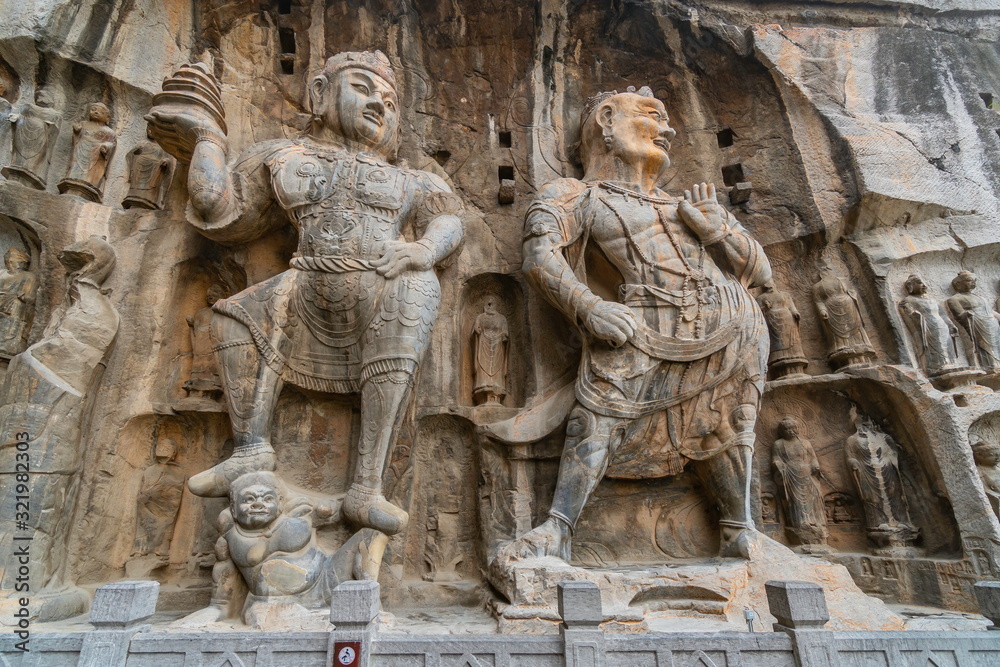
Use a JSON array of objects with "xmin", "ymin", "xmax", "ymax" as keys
[
  {"xmin": 122, "ymin": 128, "xmax": 177, "ymax": 210},
  {"xmin": 844, "ymin": 416, "xmax": 920, "ymax": 554},
  {"xmin": 824, "ymin": 491, "xmax": 860, "ymax": 525},
  {"xmin": 972, "ymin": 440, "xmax": 1000, "ymax": 521},
  {"xmin": 757, "ymin": 281, "xmax": 807, "ymax": 379},
  {"xmin": 812, "ymin": 264, "xmax": 875, "ymax": 369},
  {"xmin": 771, "ymin": 416, "xmax": 829, "ymax": 549},
  {"xmin": 495, "ymin": 85, "xmax": 772, "ymax": 566},
  {"xmin": 2, "ymin": 88, "xmax": 60, "ymax": 190},
  {"xmin": 947, "ymin": 271, "xmax": 1000, "ymax": 375},
  {"xmin": 180, "ymin": 283, "xmax": 226, "ymax": 409},
  {"xmin": 132, "ymin": 437, "xmax": 186, "ymax": 563},
  {"xmin": 209, "ymin": 471, "xmax": 386, "ymax": 627},
  {"xmin": 58, "ymin": 102, "xmax": 117, "ymax": 202},
  {"xmin": 899, "ymin": 274, "xmax": 969, "ymax": 382},
  {"xmin": 145, "ymin": 53, "xmax": 465, "ymax": 550},
  {"xmin": 0, "ymin": 236, "xmax": 118, "ymax": 621},
  {"xmin": 0, "ymin": 246, "xmax": 36, "ymax": 359},
  {"xmin": 473, "ymin": 296, "xmax": 509, "ymax": 405}
]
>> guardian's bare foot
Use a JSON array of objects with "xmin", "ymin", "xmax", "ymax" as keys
[
  {"xmin": 343, "ymin": 484, "xmax": 409, "ymax": 535},
  {"xmin": 188, "ymin": 444, "xmax": 276, "ymax": 497},
  {"xmin": 496, "ymin": 517, "xmax": 571, "ymax": 562}
]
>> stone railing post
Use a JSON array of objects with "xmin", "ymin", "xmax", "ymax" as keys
[
  {"xmin": 78, "ymin": 580, "xmax": 159, "ymax": 667},
  {"xmin": 558, "ymin": 581, "xmax": 604, "ymax": 667},
  {"xmin": 974, "ymin": 581, "xmax": 1000, "ymax": 630},
  {"xmin": 328, "ymin": 580, "xmax": 381, "ymax": 667},
  {"xmin": 765, "ymin": 580, "xmax": 834, "ymax": 667}
]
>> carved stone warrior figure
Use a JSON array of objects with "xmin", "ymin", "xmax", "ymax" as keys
[
  {"xmin": 2, "ymin": 88, "xmax": 61, "ymax": 190},
  {"xmin": 900, "ymin": 274, "xmax": 962, "ymax": 377},
  {"xmin": 473, "ymin": 296, "xmax": 509, "ymax": 405},
  {"xmin": 122, "ymin": 128, "xmax": 176, "ymax": 209},
  {"xmin": 972, "ymin": 440, "xmax": 1000, "ymax": 521},
  {"xmin": 771, "ymin": 417, "xmax": 828, "ymax": 547},
  {"xmin": 501, "ymin": 85, "xmax": 771, "ymax": 561},
  {"xmin": 184, "ymin": 284, "xmax": 226, "ymax": 400},
  {"xmin": 0, "ymin": 247, "xmax": 37, "ymax": 359},
  {"xmin": 948, "ymin": 271, "xmax": 1000, "ymax": 373},
  {"xmin": 132, "ymin": 438, "xmax": 185, "ymax": 558},
  {"xmin": 812, "ymin": 264, "xmax": 875, "ymax": 368},
  {"xmin": 757, "ymin": 281, "xmax": 808, "ymax": 379},
  {"xmin": 844, "ymin": 417, "xmax": 919, "ymax": 551},
  {"xmin": 145, "ymin": 52, "xmax": 464, "ymax": 537},
  {"xmin": 58, "ymin": 102, "xmax": 116, "ymax": 202},
  {"xmin": 213, "ymin": 471, "xmax": 385, "ymax": 624}
]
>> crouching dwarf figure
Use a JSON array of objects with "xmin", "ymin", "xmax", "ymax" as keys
[
  {"xmin": 213, "ymin": 472, "xmax": 386, "ymax": 624},
  {"xmin": 145, "ymin": 51, "xmax": 464, "ymax": 535},
  {"xmin": 501, "ymin": 86, "xmax": 771, "ymax": 561}
]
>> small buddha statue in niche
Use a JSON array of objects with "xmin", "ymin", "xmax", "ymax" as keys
[
  {"xmin": 122, "ymin": 127, "xmax": 176, "ymax": 210},
  {"xmin": 757, "ymin": 281, "xmax": 808, "ymax": 379},
  {"xmin": 473, "ymin": 296, "xmax": 509, "ymax": 405},
  {"xmin": 947, "ymin": 271, "xmax": 1000, "ymax": 374},
  {"xmin": 184, "ymin": 284, "xmax": 227, "ymax": 401},
  {"xmin": 132, "ymin": 438, "xmax": 186, "ymax": 559},
  {"xmin": 771, "ymin": 416, "xmax": 829, "ymax": 549},
  {"xmin": 0, "ymin": 246, "xmax": 37, "ymax": 359},
  {"xmin": 58, "ymin": 102, "xmax": 116, "ymax": 202},
  {"xmin": 812, "ymin": 263, "xmax": 875, "ymax": 368},
  {"xmin": 2, "ymin": 87, "xmax": 61, "ymax": 189}
]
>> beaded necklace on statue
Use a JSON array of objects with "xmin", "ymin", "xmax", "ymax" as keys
[{"xmin": 597, "ymin": 181, "xmax": 709, "ymax": 338}]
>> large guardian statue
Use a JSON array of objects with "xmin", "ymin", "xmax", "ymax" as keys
[
  {"xmin": 502, "ymin": 86, "xmax": 771, "ymax": 561},
  {"xmin": 145, "ymin": 52, "xmax": 464, "ymax": 537}
]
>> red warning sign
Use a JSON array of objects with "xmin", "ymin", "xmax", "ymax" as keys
[{"xmin": 334, "ymin": 641, "xmax": 362, "ymax": 667}]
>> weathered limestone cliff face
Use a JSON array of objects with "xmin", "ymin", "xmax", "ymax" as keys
[{"xmin": 1, "ymin": 0, "xmax": 1000, "ymax": 633}]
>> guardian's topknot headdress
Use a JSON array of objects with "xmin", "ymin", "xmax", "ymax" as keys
[
  {"xmin": 582, "ymin": 85, "xmax": 654, "ymax": 122},
  {"xmin": 323, "ymin": 50, "xmax": 396, "ymax": 90}
]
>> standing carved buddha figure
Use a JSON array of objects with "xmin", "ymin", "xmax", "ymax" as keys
[
  {"xmin": 947, "ymin": 271, "xmax": 1000, "ymax": 374},
  {"xmin": 972, "ymin": 440, "xmax": 1000, "ymax": 521},
  {"xmin": 2, "ymin": 88, "xmax": 61, "ymax": 190},
  {"xmin": 145, "ymin": 52, "xmax": 464, "ymax": 539},
  {"xmin": 844, "ymin": 417, "xmax": 919, "ymax": 551},
  {"xmin": 184, "ymin": 284, "xmax": 227, "ymax": 401},
  {"xmin": 58, "ymin": 102, "xmax": 117, "ymax": 202},
  {"xmin": 757, "ymin": 281, "xmax": 807, "ymax": 379},
  {"xmin": 0, "ymin": 247, "xmax": 36, "ymax": 359},
  {"xmin": 899, "ymin": 274, "xmax": 962, "ymax": 378},
  {"xmin": 771, "ymin": 416, "xmax": 828, "ymax": 548},
  {"xmin": 473, "ymin": 297, "xmax": 509, "ymax": 405},
  {"xmin": 812, "ymin": 264, "xmax": 875, "ymax": 368},
  {"xmin": 132, "ymin": 438, "xmax": 186, "ymax": 559}
]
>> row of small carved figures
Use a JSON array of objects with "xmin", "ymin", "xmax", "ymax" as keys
[
  {"xmin": 763, "ymin": 269, "xmax": 1000, "ymax": 383},
  {"xmin": 1, "ymin": 92, "xmax": 174, "ymax": 209}
]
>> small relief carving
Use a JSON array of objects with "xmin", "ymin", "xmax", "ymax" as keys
[
  {"xmin": 812, "ymin": 263, "xmax": 875, "ymax": 368},
  {"xmin": 131, "ymin": 438, "xmax": 186, "ymax": 566},
  {"xmin": 760, "ymin": 492, "xmax": 778, "ymax": 524},
  {"xmin": 844, "ymin": 416, "xmax": 920, "ymax": 553},
  {"xmin": 947, "ymin": 271, "xmax": 1000, "ymax": 374},
  {"xmin": 122, "ymin": 128, "xmax": 176, "ymax": 210},
  {"xmin": 899, "ymin": 274, "xmax": 967, "ymax": 380},
  {"xmin": 2, "ymin": 88, "xmax": 61, "ymax": 189},
  {"xmin": 757, "ymin": 281, "xmax": 807, "ymax": 379},
  {"xmin": 180, "ymin": 284, "xmax": 227, "ymax": 408},
  {"xmin": 824, "ymin": 491, "xmax": 860, "ymax": 525},
  {"xmin": 58, "ymin": 102, "xmax": 116, "ymax": 202},
  {"xmin": 473, "ymin": 296, "xmax": 509, "ymax": 406},
  {"xmin": 0, "ymin": 81, "xmax": 12, "ymax": 168},
  {"xmin": 972, "ymin": 440, "xmax": 1000, "ymax": 521},
  {"xmin": 771, "ymin": 417, "xmax": 829, "ymax": 549},
  {"xmin": 0, "ymin": 246, "xmax": 37, "ymax": 359}
]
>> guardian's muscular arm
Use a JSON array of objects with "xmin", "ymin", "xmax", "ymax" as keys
[{"xmin": 523, "ymin": 181, "xmax": 635, "ymax": 345}]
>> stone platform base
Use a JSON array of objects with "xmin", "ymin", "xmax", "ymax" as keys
[{"xmin": 489, "ymin": 533, "xmax": 905, "ymax": 633}]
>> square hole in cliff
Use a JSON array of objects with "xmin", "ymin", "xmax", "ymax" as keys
[
  {"xmin": 277, "ymin": 0, "xmax": 292, "ymax": 14},
  {"xmin": 499, "ymin": 131, "xmax": 512, "ymax": 148},
  {"xmin": 981, "ymin": 92, "xmax": 994, "ymax": 109},
  {"xmin": 279, "ymin": 28, "xmax": 296, "ymax": 54},
  {"xmin": 722, "ymin": 163, "xmax": 745, "ymax": 187},
  {"xmin": 498, "ymin": 165, "xmax": 514, "ymax": 182},
  {"xmin": 716, "ymin": 128, "xmax": 734, "ymax": 148}
]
